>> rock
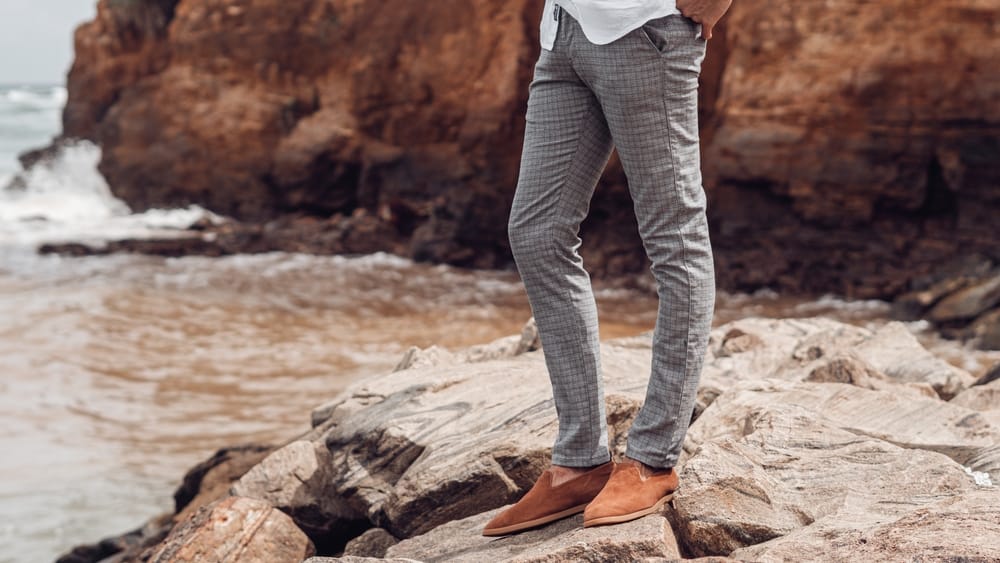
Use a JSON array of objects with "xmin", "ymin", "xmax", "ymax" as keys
[
  {"xmin": 951, "ymin": 379, "xmax": 1000, "ymax": 412},
  {"xmin": 804, "ymin": 354, "xmax": 937, "ymax": 398},
  {"xmin": 683, "ymin": 380, "xmax": 1000, "ymax": 478},
  {"xmin": 384, "ymin": 506, "xmax": 680, "ymax": 562},
  {"xmin": 315, "ymin": 340, "xmax": 650, "ymax": 538},
  {"xmin": 517, "ymin": 317, "xmax": 541, "ymax": 354},
  {"xmin": 300, "ymin": 334, "xmax": 654, "ymax": 544},
  {"xmin": 50, "ymin": 0, "xmax": 1000, "ymax": 295},
  {"xmin": 672, "ymin": 401, "xmax": 979, "ymax": 557},
  {"xmin": 891, "ymin": 275, "xmax": 976, "ymax": 321},
  {"xmin": 969, "ymin": 308, "xmax": 1000, "ymax": 351},
  {"xmin": 851, "ymin": 322, "xmax": 974, "ymax": 399},
  {"xmin": 147, "ymin": 496, "xmax": 315, "ymax": 563},
  {"xmin": 965, "ymin": 446, "xmax": 1000, "ymax": 486},
  {"xmin": 391, "ymin": 318, "xmax": 539, "ymax": 372},
  {"xmin": 976, "ymin": 361, "xmax": 1000, "ymax": 387},
  {"xmin": 38, "ymin": 212, "xmax": 407, "ymax": 260},
  {"xmin": 173, "ymin": 443, "xmax": 276, "ymax": 522},
  {"xmin": 928, "ymin": 274, "xmax": 1000, "ymax": 322},
  {"xmin": 392, "ymin": 345, "xmax": 458, "ymax": 372},
  {"xmin": 342, "ymin": 528, "xmax": 398, "ymax": 558},
  {"xmin": 730, "ymin": 489, "xmax": 1000, "ymax": 562},
  {"xmin": 696, "ymin": 318, "xmax": 954, "ymax": 410},
  {"xmin": 715, "ymin": 328, "xmax": 765, "ymax": 357},
  {"xmin": 231, "ymin": 440, "xmax": 368, "ymax": 552}
]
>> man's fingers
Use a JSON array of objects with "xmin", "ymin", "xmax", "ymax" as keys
[{"xmin": 702, "ymin": 22, "xmax": 714, "ymax": 40}]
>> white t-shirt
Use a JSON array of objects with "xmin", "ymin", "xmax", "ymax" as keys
[{"xmin": 539, "ymin": 0, "xmax": 680, "ymax": 50}]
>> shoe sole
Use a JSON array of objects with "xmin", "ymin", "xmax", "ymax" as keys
[
  {"xmin": 582, "ymin": 493, "xmax": 673, "ymax": 528},
  {"xmin": 481, "ymin": 502, "xmax": 590, "ymax": 536}
]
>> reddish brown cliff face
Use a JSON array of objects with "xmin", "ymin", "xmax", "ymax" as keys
[
  {"xmin": 62, "ymin": 0, "xmax": 999, "ymax": 293},
  {"xmin": 705, "ymin": 0, "xmax": 1000, "ymax": 297}
]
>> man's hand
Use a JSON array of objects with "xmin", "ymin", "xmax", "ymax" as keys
[{"xmin": 676, "ymin": 0, "xmax": 732, "ymax": 40}]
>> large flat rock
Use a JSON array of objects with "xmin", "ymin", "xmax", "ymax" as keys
[
  {"xmin": 731, "ymin": 489, "xmax": 1000, "ymax": 562},
  {"xmin": 384, "ymin": 506, "xmax": 680, "ymax": 562},
  {"xmin": 672, "ymin": 402, "xmax": 981, "ymax": 557},
  {"xmin": 683, "ymin": 379, "xmax": 1000, "ymax": 475},
  {"xmin": 315, "ymin": 335, "xmax": 654, "ymax": 539}
]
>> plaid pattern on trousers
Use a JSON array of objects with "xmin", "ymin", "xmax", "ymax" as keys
[{"xmin": 508, "ymin": 7, "xmax": 715, "ymax": 469}]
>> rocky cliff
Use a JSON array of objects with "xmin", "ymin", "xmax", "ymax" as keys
[{"xmin": 60, "ymin": 0, "xmax": 999, "ymax": 287}]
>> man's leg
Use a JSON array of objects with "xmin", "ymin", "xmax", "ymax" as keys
[
  {"xmin": 508, "ymin": 44, "xmax": 615, "ymax": 469},
  {"xmin": 482, "ymin": 21, "xmax": 618, "ymax": 537},
  {"xmin": 585, "ymin": 14, "xmax": 715, "ymax": 470},
  {"xmin": 580, "ymin": 13, "xmax": 714, "ymax": 528}
]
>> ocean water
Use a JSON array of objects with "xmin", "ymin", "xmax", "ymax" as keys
[{"xmin": 1, "ymin": 84, "xmax": 998, "ymax": 563}]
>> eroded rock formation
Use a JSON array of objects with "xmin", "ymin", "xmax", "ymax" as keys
[{"xmin": 54, "ymin": 0, "xmax": 1000, "ymax": 292}]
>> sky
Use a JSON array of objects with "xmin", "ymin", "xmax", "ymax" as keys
[{"xmin": 0, "ymin": 0, "xmax": 97, "ymax": 84}]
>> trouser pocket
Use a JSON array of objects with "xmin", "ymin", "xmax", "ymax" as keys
[{"xmin": 638, "ymin": 14, "xmax": 701, "ymax": 55}]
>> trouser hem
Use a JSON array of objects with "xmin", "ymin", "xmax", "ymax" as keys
[
  {"xmin": 551, "ymin": 450, "xmax": 612, "ymax": 468},
  {"xmin": 624, "ymin": 447, "xmax": 678, "ymax": 471}
]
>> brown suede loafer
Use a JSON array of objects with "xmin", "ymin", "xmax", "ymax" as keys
[
  {"xmin": 482, "ymin": 461, "xmax": 613, "ymax": 536},
  {"xmin": 583, "ymin": 458, "xmax": 678, "ymax": 527}
]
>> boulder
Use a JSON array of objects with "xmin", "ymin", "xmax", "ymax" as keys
[
  {"xmin": 342, "ymin": 528, "xmax": 399, "ymax": 558},
  {"xmin": 891, "ymin": 274, "xmax": 977, "ymax": 320},
  {"xmin": 230, "ymin": 440, "xmax": 368, "ymax": 551},
  {"xmin": 672, "ymin": 402, "xmax": 979, "ymax": 557},
  {"xmin": 730, "ymin": 489, "xmax": 1000, "ymax": 562},
  {"xmin": 951, "ymin": 378, "xmax": 1000, "ymax": 412},
  {"xmin": 802, "ymin": 354, "xmax": 936, "ymax": 398},
  {"xmin": 384, "ymin": 506, "xmax": 680, "ymax": 562},
  {"xmin": 850, "ymin": 322, "xmax": 974, "ymax": 399},
  {"xmin": 147, "ymin": 496, "xmax": 315, "ymax": 563},
  {"xmin": 683, "ymin": 380, "xmax": 1000, "ymax": 477},
  {"xmin": 928, "ymin": 274, "xmax": 1000, "ymax": 322},
  {"xmin": 173, "ymin": 443, "xmax": 276, "ymax": 522},
  {"xmin": 314, "ymin": 335, "xmax": 653, "ymax": 540},
  {"xmin": 969, "ymin": 308, "xmax": 1000, "ymax": 351}
]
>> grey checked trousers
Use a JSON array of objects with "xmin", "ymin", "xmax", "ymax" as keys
[{"xmin": 508, "ymin": 8, "xmax": 715, "ymax": 469}]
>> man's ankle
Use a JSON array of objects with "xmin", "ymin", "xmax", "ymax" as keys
[
  {"xmin": 549, "ymin": 462, "xmax": 605, "ymax": 486},
  {"xmin": 624, "ymin": 456, "xmax": 673, "ymax": 478}
]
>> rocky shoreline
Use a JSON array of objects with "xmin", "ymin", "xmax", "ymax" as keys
[{"xmin": 57, "ymin": 317, "xmax": 1000, "ymax": 562}]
